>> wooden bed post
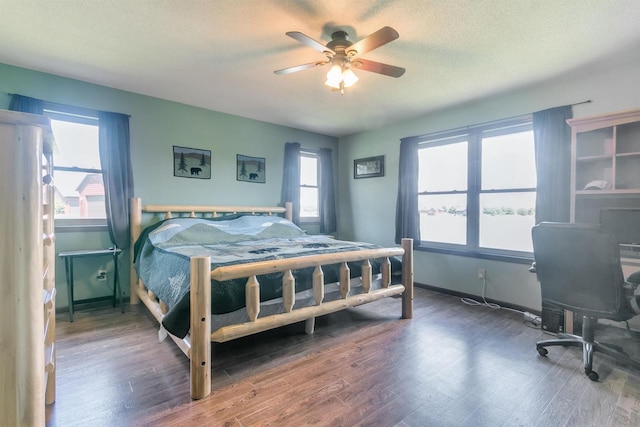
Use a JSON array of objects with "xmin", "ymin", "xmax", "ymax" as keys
[
  {"xmin": 401, "ymin": 238, "xmax": 414, "ymax": 319},
  {"xmin": 305, "ymin": 265, "xmax": 324, "ymax": 335},
  {"xmin": 284, "ymin": 201, "xmax": 293, "ymax": 221},
  {"xmin": 282, "ymin": 270, "xmax": 295, "ymax": 313},
  {"xmin": 362, "ymin": 260, "xmax": 372, "ymax": 293},
  {"xmin": 190, "ymin": 256, "xmax": 211, "ymax": 400},
  {"xmin": 130, "ymin": 197, "xmax": 142, "ymax": 305}
]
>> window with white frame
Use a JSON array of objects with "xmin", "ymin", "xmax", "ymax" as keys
[
  {"xmin": 418, "ymin": 119, "xmax": 536, "ymax": 256},
  {"xmin": 43, "ymin": 105, "xmax": 106, "ymax": 223},
  {"xmin": 300, "ymin": 151, "xmax": 319, "ymax": 220}
]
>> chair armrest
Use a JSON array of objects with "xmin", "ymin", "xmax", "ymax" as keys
[{"xmin": 627, "ymin": 269, "xmax": 640, "ymax": 285}]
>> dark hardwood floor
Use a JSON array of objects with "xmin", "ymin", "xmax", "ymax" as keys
[{"xmin": 46, "ymin": 287, "xmax": 640, "ymax": 427}]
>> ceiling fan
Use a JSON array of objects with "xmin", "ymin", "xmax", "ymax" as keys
[{"xmin": 274, "ymin": 26, "xmax": 405, "ymax": 94}]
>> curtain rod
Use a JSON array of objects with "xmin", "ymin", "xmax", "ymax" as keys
[
  {"xmin": 401, "ymin": 100, "xmax": 592, "ymax": 143},
  {"xmin": 470, "ymin": 99, "xmax": 592, "ymax": 128},
  {"xmin": 7, "ymin": 93, "xmax": 131, "ymax": 118}
]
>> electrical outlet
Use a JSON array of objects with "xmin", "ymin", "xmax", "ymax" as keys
[
  {"xmin": 477, "ymin": 268, "xmax": 486, "ymax": 280},
  {"xmin": 97, "ymin": 269, "xmax": 107, "ymax": 281}
]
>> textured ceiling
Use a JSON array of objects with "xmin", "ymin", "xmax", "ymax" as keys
[{"xmin": 2, "ymin": 1, "xmax": 640, "ymax": 137}]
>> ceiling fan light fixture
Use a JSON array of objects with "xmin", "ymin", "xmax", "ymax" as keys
[
  {"xmin": 324, "ymin": 79, "xmax": 341, "ymax": 89},
  {"xmin": 276, "ymin": 26, "xmax": 405, "ymax": 93},
  {"xmin": 325, "ymin": 64, "xmax": 343, "ymax": 87},
  {"xmin": 325, "ymin": 63, "xmax": 358, "ymax": 91},
  {"xmin": 342, "ymin": 68, "xmax": 358, "ymax": 87}
]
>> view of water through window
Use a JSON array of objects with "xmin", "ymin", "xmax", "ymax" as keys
[{"xmin": 418, "ymin": 125, "xmax": 536, "ymax": 253}]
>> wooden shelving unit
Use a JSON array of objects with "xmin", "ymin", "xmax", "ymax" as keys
[
  {"xmin": 42, "ymin": 138, "xmax": 56, "ymax": 406},
  {"xmin": 568, "ymin": 108, "xmax": 640, "ymax": 223},
  {"xmin": 0, "ymin": 109, "xmax": 56, "ymax": 426},
  {"xmin": 564, "ymin": 108, "xmax": 640, "ymax": 334}
]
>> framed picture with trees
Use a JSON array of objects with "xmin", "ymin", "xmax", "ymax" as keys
[
  {"xmin": 173, "ymin": 146, "xmax": 211, "ymax": 179},
  {"xmin": 236, "ymin": 154, "xmax": 266, "ymax": 183},
  {"xmin": 354, "ymin": 155, "xmax": 384, "ymax": 179}
]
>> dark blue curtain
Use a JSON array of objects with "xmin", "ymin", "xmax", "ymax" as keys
[
  {"xmin": 10, "ymin": 94, "xmax": 134, "ymax": 247},
  {"xmin": 533, "ymin": 106, "xmax": 573, "ymax": 223},
  {"xmin": 99, "ymin": 112, "xmax": 134, "ymax": 249},
  {"xmin": 319, "ymin": 148, "xmax": 336, "ymax": 233},
  {"xmin": 8, "ymin": 94, "xmax": 44, "ymax": 114},
  {"xmin": 395, "ymin": 138, "xmax": 421, "ymax": 245},
  {"xmin": 281, "ymin": 142, "xmax": 301, "ymax": 224}
]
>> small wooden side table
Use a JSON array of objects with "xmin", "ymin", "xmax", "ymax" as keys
[{"xmin": 58, "ymin": 248, "xmax": 123, "ymax": 322}]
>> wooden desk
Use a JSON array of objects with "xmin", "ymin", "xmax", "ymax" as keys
[{"xmin": 58, "ymin": 248, "xmax": 123, "ymax": 322}]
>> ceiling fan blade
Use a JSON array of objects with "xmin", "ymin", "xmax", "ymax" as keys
[
  {"xmin": 345, "ymin": 26, "xmax": 399, "ymax": 57},
  {"xmin": 286, "ymin": 31, "xmax": 335, "ymax": 55},
  {"xmin": 274, "ymin": 61, "xmax": 329, "ymax": 75},
  {"xmin": 351, "ymin": 58, "xmax": 405, "ymax": 78}
]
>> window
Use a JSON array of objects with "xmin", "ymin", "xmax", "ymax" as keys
[
  {"xmin": 300, "ymin": 151, "xmax": 319, "ymax": 220},
  {"xmin": 418, "ymin": 119, "xmax": 536, "ymax": 257},
  {"xmin": 44, "ymin": 105, "xmax": 106, "ymax": 223}
]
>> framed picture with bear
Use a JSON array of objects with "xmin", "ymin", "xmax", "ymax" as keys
[
  {"xmin": 237, "ymin": 154, "xmax": 266, "ymax": 183},
  {"xmin": 173, "ymin": 146, "xmax": 211, "ymax": 179}
]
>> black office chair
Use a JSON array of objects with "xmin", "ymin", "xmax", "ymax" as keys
[
  {"xmin": 600, "ymin": 208, "xmax": 640, "ymax": 290},
  {"xmin": 531, "ymin": 222, "xmax": 640, "ymax": 381}
]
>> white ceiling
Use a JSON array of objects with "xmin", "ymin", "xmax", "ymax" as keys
[{"xmin": 2, "ymin": 1, "xmax": 640, "ymax": 137}]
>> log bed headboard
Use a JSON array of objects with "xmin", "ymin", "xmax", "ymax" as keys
[{"xmin": 129, "ymin": 197, "xmax": 292, "ymax": 303}]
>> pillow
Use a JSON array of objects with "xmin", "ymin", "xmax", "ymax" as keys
[{"xmin": 134, "ymin": 212, "xmax": 300, "ymax": 260}]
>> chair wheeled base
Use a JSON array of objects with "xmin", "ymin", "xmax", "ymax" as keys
[{"xmin": 536, "ymin": 316, "xmax": 640, "ymax": 381}]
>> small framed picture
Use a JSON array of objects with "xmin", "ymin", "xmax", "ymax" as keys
[
  {"xmin": 354, "ymin": 155, "xmax": 385, "ymax": 179},
  {"xmin": 173, "ymin": 146, "xmax": 211, "ymax": 179},
  {"xmin": 237, "ymin": 154, "xmax": 266, "ymax": 183}
]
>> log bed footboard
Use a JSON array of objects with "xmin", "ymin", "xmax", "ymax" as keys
[{"xmin": 129, "ymin": 197, "xmax": 414, "ymax": 399}]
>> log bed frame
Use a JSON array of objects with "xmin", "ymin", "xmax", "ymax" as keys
[{"xmin": 129, "ymin": 197, "xmax": 414, "ymax": 399}]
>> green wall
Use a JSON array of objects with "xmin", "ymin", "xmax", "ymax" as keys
[
  {"xmin": 337, "ymin": 51, "xmax": 640, "ymax": 312},
  {"xmin": 4, "ymin": 47, "xmax": 640, "ymax": 315},
  {"xmin": 0, "ymin": 63, "xmax": 338, "ymax": 310}
]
